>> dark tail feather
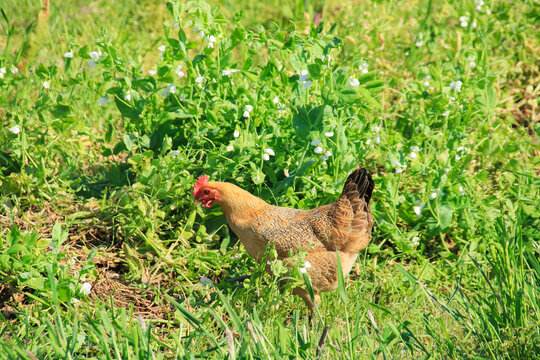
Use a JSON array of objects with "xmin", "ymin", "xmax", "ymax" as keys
[{"xmin": 341, "ymin": 168, "xmax": 374, "ymax": 204}]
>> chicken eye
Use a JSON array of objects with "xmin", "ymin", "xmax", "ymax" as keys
[{"xmin": 203, "ymin": 189, "xmax": 210, "ymax": 195}]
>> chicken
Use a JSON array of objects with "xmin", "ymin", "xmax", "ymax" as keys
[{"xmin": 193, "ymin": 167, "xmax": 374, "ymax": 310}]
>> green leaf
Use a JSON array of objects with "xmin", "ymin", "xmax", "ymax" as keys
[
  {"xmin": 439, "ymin": 205, "xmax": 453, "ymax": 230},
  {"xmin": 215, "ymin": 289, "xmax": 243, "ymax": 332},
  {"xmin": 51, "ymin": 223, "xmax": 62, "ymax": 242},
  {"xmin": 336, "ymin": 252, "xmax": 348, "ymax": 304},
  {"xmin": 50, "ymin": 104, "xmax": 71, "ymax": 118},
  {"xmin": 123, "ymin": 134, "xmax": 137, "ymax": 151}
]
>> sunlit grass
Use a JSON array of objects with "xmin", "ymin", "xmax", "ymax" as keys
[{"xmin": 0, "ymin": 0, "xmax": 538, "ymax": 358}]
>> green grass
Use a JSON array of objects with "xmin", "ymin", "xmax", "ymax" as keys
[{"xmin": 1, "ymin": 0, "xmax": 539, "ymax": 358}]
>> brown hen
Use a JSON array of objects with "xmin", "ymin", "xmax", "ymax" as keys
[{"xmin": 193, "ymin": 168, "xmax": 374, "ymax": 309}]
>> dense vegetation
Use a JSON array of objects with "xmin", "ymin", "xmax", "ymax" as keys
[{"xmin": 0, "ymin": 0, "xmax": 538, "ymax": 358}]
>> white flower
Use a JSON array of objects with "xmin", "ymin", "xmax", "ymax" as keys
[
  {"xmin": 162, "ymin": 83, "xmax": 176, "ymax": 96},
  {"xmin": 173, "ymin": 21, "xmax": 179, "ymax": 29},
  {"xmin": 460, "ymin": 21, "xmax": 468, "ymax": 27},
  {"xmin": 299, "ymin": 267, "xmax": 307, "ymax": 274},
  {"xmin": 207, "ymin": 42, "xmax": 214, "ymax": 48},
  {"xmin": 413, "ymin": 205, "xmax": 423, "ymax": 216},
  {"xmin": 450, "ymin": 81, "xmax": 463, "ymax": 92},
  {"xmin": 471, "ymin": 22, "xmax": 477, "ymax": 28},
  {"xmin": 200, "ymin": 277, "xmax": 214, "ymax": 287},
  {"xmin": 325, "ymin": 150, "xmax": 332, "ymax": 157},
  {"xmin": 348, "ymin": 77, "xmax": 360, "ymax": 87},
  {"xmin": 392, "ymin": 159, "xmax": 407, "ymax": 173},
  {"xmin": 304, "ymin": 261, "xmax": 312, "ymax": 268},
  {"xmin": 475, "ymin": 0, "xmax": 484, "ymax": 5},
  {"xmin": 426, "ymin": 75, "xmax": 432, "ymax": 80},
  {"xmin": 148, "ymin": 69, "xmax": 157, "ymax": 75},
  {"xmin": 245, "ymin": 104, "xmax": 253, "ymax": 112},
  {"xmin": 476, "ymin": 5, "xmax": 482, "ymax": 11},
  {"xmin": 455, "ymin": 154, "xmax": 462, "ymax": 160},
  {"xmin": 459, "ymin": 185, "xmax": 465, "ymax": 195},
  {"xmin": 226, "ymin": 145, "xmax": 234, "ymax": 152},
  {"xmin": 486, "ymin": 9, "xmax": 491, "ymax": 15},
  {"xmin": 157, "ymin": 45, "xmax": 166, "ymax": 53},
  {"xmin": 198, "ymin": 30, "xmax": 205, "ymax": 38},
  {"xmin": 10, "ymin": 67, "xmax": 18, "ymax": 74},
  {"xmin": 124, "ymin": 90, "xmax": 132, "ymax": 101},
  {"xmin": 206, "ymin": 35, "xmax": 216, "ymax": 43},
  {"xmin": 423, "ymin": 81, "xmax": 430, "ymax": 87},
  {"xmin": 264, "ymin": 148, "xmax": 275, "ymax": 156},
  {"xmin": 175, "ymin": 65, "xmax": 185, "ymax": 78},
  {"xmin": 88, "ymin": 59, "xmax": 96, "ymax": 67},
  {"xmin": 411, "ymin": 236, "xmax": 420, "ymax": 247},
  {"xmin": 284, "ymin": 169, "xmax": 289, "ymax": 177},
  {"xmin": 321, "ymin": 54, "xmax": 332, "ymax": 62},
  {"xmin": 222, "ymin": 69, "xmax": 238, "ymax": 77},
  {"xmin": 243, "ymin": 111, "xmax": 250, "ymax": 118},
  {"xmin": 411, "ymin": 145, "xmax": 420, "ymax": 152},
  {"xmin": 8, "ymin": 125, "xmax": 20, "ymax": 134},
  {"xmin": 299, "ymin": 70, "xmax": 309, "ymax": 82},
  {"xmin": 442, "ymin": 110, "xmax": 450, "ymax": 117},
  {"xmin": 98, "ymin": 96, "xmax": 109, "ymax": 105},
  {"xmin": 272, "ymin": 96, "xmax": 280, "ymax": 104},
  {"xmin": 468, "ymin": 61, "xmax": 476, "ymax": 68},
  {"xmin": 263, "ymin": 154, "xmax": 270, "ymax": 161},
  {"xmin": 430, "ymin": 192, "xmax": 437, "ymax": 199},
  {"xmin": 0, "ymin": 67, "xmax": 5, "ymax": 78},
  {"xmin": 170, "ymin": 150, "xmax": 180, "ymax": 158},
  {"xmin": 303, "ymin": 80, "xmax": 312, "ymax": 88},
  {"xmin": 409, "ymin": 152, "xmax": 417, "ymax": 159},
  {"xmin": 42, "ymin": 81, "xmax": 50, "ymax": 89},
  {"xmin": 89, "ymin": 50, "xmax": 101, "ymax": 60},
  {"xmin": 311, "ymin": 139, "xmax": 321, "ymax": 146},
  {"xmin": 359, "ymin": 62, "xmax": 369, "ymax": 74},
  {"xmin": 459, "ymin": 16, "xmax": 468, "ymax": 22},
  {"xmin": 80, "ymin": 282, "xmax": 92, "ymax": 295},
  {"xmin": 324, "ymin": 131, "xmax": 334, "ymax": 137},
  {"xmin": 64, "ymin": 52, "xmax": 74, "ymax": 58},
  {"xmin": 313, "ymin": 146, "xmax": 323, "ymax": 154},
  {"xmin": 195, "ymin": 76, "xmax": 204, "ymax": 83},
  {"xmin": 233, "ymin": 130, "xmax": 240, "ymax": 138}
]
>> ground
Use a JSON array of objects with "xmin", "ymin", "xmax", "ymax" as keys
[{"xmin": 0, "ymin": 0, "xmax": 539, "ymax": 358}]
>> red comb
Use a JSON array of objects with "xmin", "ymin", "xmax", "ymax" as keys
[{"xmin": 193, "ymin": 175, "xmax": 209, "ymax": 197}]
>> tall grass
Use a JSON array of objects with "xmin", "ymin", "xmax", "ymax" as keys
[{"xmin": 1, "ymin": 0, "xmax": 538, "ymax": 358}]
